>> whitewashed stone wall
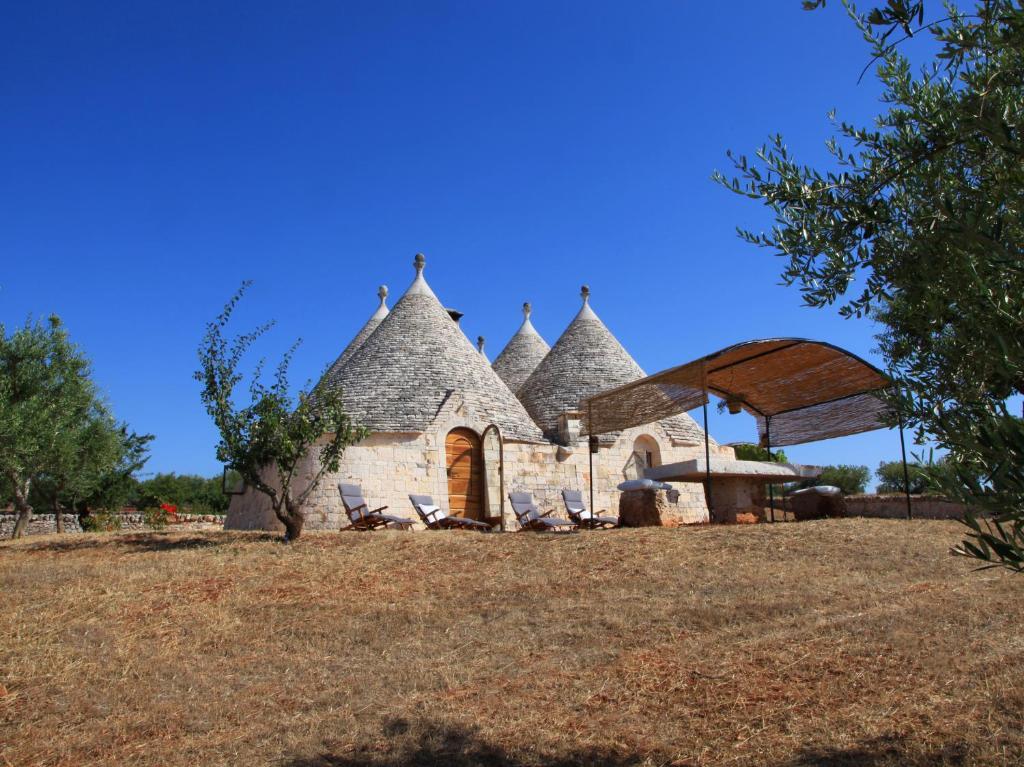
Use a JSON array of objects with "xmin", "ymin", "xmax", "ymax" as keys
[{"xmin": 226, "ymin": 417, "xmax": 732, "ymax": 532}]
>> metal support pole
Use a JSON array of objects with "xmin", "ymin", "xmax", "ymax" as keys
[
  {"xmin": 766, "ymin": 417, "xmax": 776, "ymax": 524},
  {"xmin": 898, "ymin": 419, "xmax": 913, "ymax": 520},
  {"xmin": 588, "ymin": 402, "xmax": 595, "ymax": 524},
  {"xmin": 702, "ymin": 398, "xmax": 713, "ymax": 522}
]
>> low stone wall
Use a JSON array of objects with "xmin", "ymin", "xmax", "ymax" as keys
[
  {"xmin": 0, "ymin": 513, "xmax": 83, "ymax": 537},
  {"xmin": 845, "ymin": 494, "xmax": 970, "ymax": 520},
  {"xmin": 114, "ymin": 513, "xmax": 225, "ymax": 531},
  {"xmin": 0, "ymin": 511, "xmax": 224, "ymax": 537},
  {"xmin": 169, "ymin": 514, "xmax": 225, "ymax": 530}
]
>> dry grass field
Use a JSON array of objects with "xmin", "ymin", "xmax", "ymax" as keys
[{"xmin": 1, "ymin": 519, "xmax": 1022, "ymax": 767}]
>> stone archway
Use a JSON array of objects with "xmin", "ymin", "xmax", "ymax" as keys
[{"xmin": 633, "ymin": 434, "xmax": 661, "ymax": 471}]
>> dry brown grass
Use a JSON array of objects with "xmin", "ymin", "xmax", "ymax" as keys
[{"xmin": 1, "ymin": 520, "xmax": 1022, "ymax": 766}]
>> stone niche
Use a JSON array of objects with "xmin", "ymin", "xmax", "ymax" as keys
[{"xmin": 618, "ymin": 487, "xmax": 705, "ymax": 527}]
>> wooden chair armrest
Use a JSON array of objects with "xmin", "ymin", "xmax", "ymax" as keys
[
  {"xmin": 370, "ymin": 505, "xmax": 388, "ymax": 515},
  {"xmin": 540, "ymin": 508, "xmax": 555, "ymax": 518}
]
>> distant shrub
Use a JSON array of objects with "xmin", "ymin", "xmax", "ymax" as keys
[
  {"xmin": 81, "ymin": 510, "xmax": 122, "ymax": 532},
  {"xmin": 186, "ymin": 501, "xmax": 224, "ymax": 516},
  {"xmin": 142, "ymin": 504, "xmax": 174, "ymax": 530},
  {"xmin": 876, "ymin": 457, "xmax": 970, "ymax": 497},
  {"xmin": 805, "ymin": 465, "xmax": 871, "ymax": 496},
  {"xmin": 133, "ymin": 473, "xmax": 231, "ymax": 514},
  {"xmin": 731, "ymin": 443, "xmax": 789, "ymax": 463},
  {"xmin": 877, "ymin": 461, "xmax": 930, "ymax": 494}
]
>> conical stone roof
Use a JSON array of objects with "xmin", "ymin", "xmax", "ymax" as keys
[
  {"xmin": 492, "ymin": 303, "xmax": 551, "ymax": 395},
  {"xmin": 323, "ymin": 285, "xmax": 389, "ymax": 381},
  {"xmin": 519, "ymin": 286, "xmax": 704, "ymax": 444},
  {"xmin": 319, "ymin": 255, "xmax": 545, "ymax": 443}
]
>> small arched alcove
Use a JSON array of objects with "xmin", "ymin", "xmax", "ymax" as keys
[
  {"xmin": 445, "ymin": 427, "xmax": 484, "ymax": 520},
  {"xmin": 633, "ymin": 434, "xmax": 661, "ymax": 471}
]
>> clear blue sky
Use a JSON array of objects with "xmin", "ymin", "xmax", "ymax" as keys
[{"xmin": 1, "ymin": 2, "xmax": 934, "ymax": 485}]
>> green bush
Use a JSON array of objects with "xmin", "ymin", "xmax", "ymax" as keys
[
  {"xmin": 731, "ymin": 443, "xmax": 789, "ymax": 463},
  {"xmin": 807, "ymin": 465, "xmax": 871, "ymax": 496},
  {"xmin": 142, "ymin": 506, "xmax": 171, "ymax": 530},
  {"xmin": 876, "ymin": 457, "xmax": 974, "ymax": 498},
  {"xmin": 877, "ymin": 460, "xmax": 929, "ymax": 494},
  {"xmin": 80, "ymin": 510, "xmax": 122, "ymax": 532},
  {"xmin": 133, "ymin": 472, "xmax": 230, "ymax": 514}
]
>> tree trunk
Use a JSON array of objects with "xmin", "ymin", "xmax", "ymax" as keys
[
  {"xmin": 11, "ymin": 509, "xmax": 31, "ymax": 539},
  {"xmin": 10, "ymin": 478, "xmax": 33, "ymax": 540},
  {"xmin": 53, "ymin": 496, "xmax": 64, "ymax": 534},
  {"xmin": 274, "ymin": 495, "xmax": 305, "ymax": 542}
]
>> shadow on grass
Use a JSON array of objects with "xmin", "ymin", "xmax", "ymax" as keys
[
  {"xmin": 15, "ymin": 531, "xmax": 279, "ymax": 554},
  {"xmin": 773, "ymin": 735, "xmax": 969, "ymax": 767},
  {"xmin": 285, "ymin": 725, "xmax": 974, "ymax": 767},
  {"xmin": 283, "ymin": 721, "xmax": 657, "ymax": 767}
]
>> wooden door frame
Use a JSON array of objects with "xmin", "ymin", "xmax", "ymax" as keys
[{"xmin": 445, "ymin": 427, "xmax": 485, "ymax": 520}]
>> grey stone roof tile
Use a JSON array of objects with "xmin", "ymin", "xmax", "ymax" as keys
[
  {"xmin": 322, "ymin": 285, "xmax": 389, "ymax": 381},
  {"xmin": 319, "ymin": 255, "xmax": 545, "ymax": 443},
  {"xmin": 492, "ymin": 303, "xmax": 551, "ymax": 395},
  {"xmin": 519, "ymin": 286, "xmax": 706, "ymax": 445}
]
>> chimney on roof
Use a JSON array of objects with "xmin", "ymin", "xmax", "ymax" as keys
[{"xmin": 477, "ymin": 335, "xmax": 488, "ymax": 361}]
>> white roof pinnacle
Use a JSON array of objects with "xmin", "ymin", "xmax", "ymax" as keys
[
  {"xmin": 576, "ymin": 284, "xmax": 598, "ymax": 321},
  {"xmin": 407, "ymin": 252, "xmax": 436, "ymax": 298},
  {"xmin": 371, "ymin": 285, "xmax": 389, "ymax": 321}
]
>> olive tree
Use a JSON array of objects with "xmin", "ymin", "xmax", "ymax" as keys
[
  {"xmin": 0, "ymin": 317, "xmax": 91, "ymax": 537},
  {"xmin": 717, "ymin": 0, "xmax": 1024, "ymax": 570},
  {"xmin": 33, "ymin": 407, "xmax": 115, "ymax": 532},
  {"xmin": 196, "ymin": 283, "xmax": 367, "ymax": 541},
  {"xmin": 0, "ymin": 315, "xmax": 148, "ymax": 538}
]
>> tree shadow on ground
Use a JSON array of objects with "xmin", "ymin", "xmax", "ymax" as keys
[
  {"xmin": 283, "ymin": 721, "xmax": 659, "ymax": 767},
  {"xmin": 285, "ymin": 724, "xmax": 976, "ymax": 767},
  {"xmin": 12, "ymin": 531, "xmax": 278, "ymax": 554},
  {"xmin": 770, "ymin": 735, "xmax": 970, "ymax": 767}
]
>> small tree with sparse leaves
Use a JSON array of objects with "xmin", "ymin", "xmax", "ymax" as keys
[{"xmin": 195, "ymin": 283, "xmax": 367, "ymax": 541}]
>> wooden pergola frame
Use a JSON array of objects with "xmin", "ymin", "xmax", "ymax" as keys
[{"xmin": 583, "ymin": 338, "xmax": 914, "ymax": 522}]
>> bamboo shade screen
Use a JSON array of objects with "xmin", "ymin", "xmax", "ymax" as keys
[{"xmin": 583, "ymin": 339, "xmax": 892, "ymax": 447}]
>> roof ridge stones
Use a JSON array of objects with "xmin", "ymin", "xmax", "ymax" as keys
[
  {"xmin": 492, "ymin": 302, "xmax": 552, "ymax": 395},
  {"xmin": 319, "ymin": 254, "xmax": 545, "ymax": 443}
]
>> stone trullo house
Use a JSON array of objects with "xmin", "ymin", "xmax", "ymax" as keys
[{"xmin": 225, "ymin": 255, "xmax": 733, "ymax": 531}]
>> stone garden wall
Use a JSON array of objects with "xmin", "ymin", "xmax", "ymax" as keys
[
  {"xmin": 844, "ymin": 494, "xmax": 970, "ymax": 520},
  {"xmin": 0, "ymin": 513, "xmax": 83, "ymax": 537},
  {"xmin": 0, "ymin": 510, "xmax": 224, "ymax": 537}
]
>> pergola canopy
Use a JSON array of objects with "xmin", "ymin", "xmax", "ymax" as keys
[{"xmin": 583, "ymin": 339, "xmax": 892, "ymax": 447}]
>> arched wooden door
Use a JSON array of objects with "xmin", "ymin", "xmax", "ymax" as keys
[{"xmin": 445, "ymin": 428, "xmax": 483, "ymax": 520}]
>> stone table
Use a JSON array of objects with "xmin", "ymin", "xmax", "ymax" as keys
[
  {"xmin": 618, "ymin": 481, "xmax": 708, "ymax": 527},
  {"xmin": 645, "ymin": 458, "xmax": 820, "ymax": 523}
]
